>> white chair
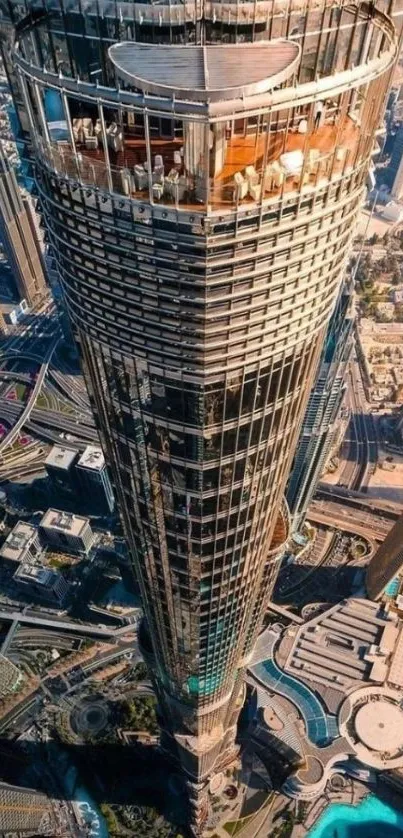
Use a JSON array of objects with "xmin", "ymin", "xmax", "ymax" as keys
[
  {"xmin": 107, "ymin": 123, "xmax": 123, "ymax": 152},
  {"xmin": 173, "ymin": 150, "xmax": 182, "ymax": 167},
  {"xmin": 262, "ymin": 165, "xmax": 274, "ymax": 192},
  {"xmin": 82, "ymin": 118, "xmax": 93, "ymax": 138},
  {"xmin": 245, "ymin": 165, "xmax": 259, "ymax": 186},
  {"xmin": 121, "ymin": 168, "xmax": 131, "ymax": 196},
  {"xmin": 72, "ymin": 118, "xmax": 84, "ymax": 144},
  {"xmin": 234, "ymin": 171, "xmax": 248, "ymax": 200},
  {"xmin": 85, "ymin": 135, "xmax": 98, "ymax": 150},
  {"xmin": 298, "ymin": 119, "xmax": 308, "ymax": 134},
  {"xmin": 249, "ymin": 182, "xmax": 261, "ymax": 201},
  {"xmin": 134, "ymin": 164, "xmax": 148, "ymax": 191},
  {"xmin": 164, "ymin": 169, "xmax": 179, "ymax": 199},
  {"xmin": 154, "ymin": 154, "xmax": 164, "ymax": 169},
  {"xmin": 152, "ymin": 169, "xmax": 164, "ymax": 185},
  {"xmin": 271, "ymin": 161, "xmax": 285, "ymax": 188},
  {"xmin": 152, "ymin": 182, "xmax": 164, "ymax": 200}
]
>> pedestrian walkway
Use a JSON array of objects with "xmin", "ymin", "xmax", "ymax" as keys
[{"xmin": 249, "ymin": 631, "xmax": 337, "ymax": 747}]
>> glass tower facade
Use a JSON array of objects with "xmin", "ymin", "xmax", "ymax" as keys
[
  {"xmin": 287, "ymin": 280, "xmax": 353, "ymax": 533},
  {"xmin": 3, "ymin": 0, "xmax": 397, "ymax": 831}
]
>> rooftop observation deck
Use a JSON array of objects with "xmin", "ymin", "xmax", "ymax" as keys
[
  {"xmin": 15, "ymin": 7, "xmax": 396, "ymax": 213},
  {"xmin": 47, "ymin": 109, "xmax": 361, "ymax": 212}
]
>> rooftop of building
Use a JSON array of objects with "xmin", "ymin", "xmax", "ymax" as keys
[
  {"xmin": 77, "ymin": 445, "xmax": 105, "ymax": 471},
  {"xmin": 0, "ymin": 521, "xmax": 38, "ymax": 562},
  {"xmin": 14, "ymin": 563, "xmax": 55, "ymax": 586},
  {"xmin": 39, "ymin": 508, "xmax": 90, "ymax": 536},
  {"xmin": 0, "ymin": 653, "xmax": 21, "ymax": 674},
  {"xmin": 45, "ymin": 445, "xmax": 77, "ymax": 470},
  {"xmin": 108, "ymin": 41, "xmax": 300, "ymax": 103},
  {"xmin": 278, "ymin": 598, "xmax": 399, "ymax": 701},
  {"xmin": 248, "ymin": 598, "xmax": 403, "ymax": 798}
]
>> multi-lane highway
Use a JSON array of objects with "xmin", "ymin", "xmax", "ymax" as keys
[
  {"xmin": 308, "ymin": 497, "xmax": 393, "ymax": 542},
  {"xmin": 0, "ymin": 398, "xmax": 97, "ymax": 446},
  {"xmin": 340, "ymin": 357, "xmax": 378, "ymax": 491},
  {"xmin": 0, "ymin": 297, "xmax": 98, "ymax": 480},
  {"xmin": 316, "ymin": 483, "xmax": 403, "ymax": 518},
  {"xmin": 0, "ymin": 604, "xmax": 137, "ymax": 638},
  {"xmin": 0, "ymin": 334, "xmax": 60, "ymax": 455}
]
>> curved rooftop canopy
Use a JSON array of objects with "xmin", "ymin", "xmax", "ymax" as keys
[{"xmin": 108, "ymin": 41, "xmax": 300, "ymax": 103}]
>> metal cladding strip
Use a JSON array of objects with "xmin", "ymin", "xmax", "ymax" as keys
[
  {"xmin": 13, "ymin": 6, "xmax": 397, "ymax": 119},
  {"xmin": 108, "ymin": 41, "xmax": 301, "ymax": 102}
]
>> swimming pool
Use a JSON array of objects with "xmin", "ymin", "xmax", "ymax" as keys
[
  {"xmin": 385, "ymin": 577, "xmax": 400, "ymax": 598},
  {"xmin": 308, "ymin": 794, "xmax": 403, "ymax": 837}
]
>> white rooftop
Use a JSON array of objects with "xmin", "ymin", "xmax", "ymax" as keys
[
  {"xmin": 40, "ymin": 509, "xmax": 90, "ymax": 536},
  {"xmin": 45, "ymin": 445, "xmax": 77, "ymax": 470},
  {"xmin": 0, "ymin": 521, "xmax": 38, "ymax": 562},
  {"xmin": 77, "ymin": 445, "xmax": 105, "ymax": 471}
]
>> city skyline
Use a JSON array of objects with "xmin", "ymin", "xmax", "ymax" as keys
[{"xmin": 1, "ymin": 0, "xmax": 399, "ymax": 834}]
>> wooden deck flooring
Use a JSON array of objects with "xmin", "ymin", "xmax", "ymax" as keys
[{"xmin": 57, "ymin": 115, "xmax": 360, "ymax": 209}]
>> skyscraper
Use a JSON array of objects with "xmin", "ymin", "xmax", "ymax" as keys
[
  {"xmin": 287, "ymin": 281, "xmax": 353, "ymax": 533},
  {"xmin": 0, "ymin": 148, "xmax": 46, "ymax": 307},
  {"xmin": 5, "ymin": 0, "xmax": 397, "ymax": 831},
  {"xmin": 366, "ymin": 513, "xmax": 403, "ymax": 601}
]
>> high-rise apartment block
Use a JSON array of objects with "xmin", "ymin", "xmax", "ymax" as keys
[
  {"xmin": 76, "ymin": 445, "xmax": 115, "ymax": 513},
  {"xmin": 287, "ymin": 282, "xmax": 353, "ymax": 532},
  {"xmin": 5, "ymin": 0, "xmax": 397, "ymax": 830},
  {"xmin": 366, "ymin": 513, "xmax": 403, "ymax": 601},
  {"xmin": 39, "ymin": 509, "xmax": 95, "ymax": 554},
  {"xmin": 0, "ymin": 148, "xmax": 46, "ymax": 307},
  {"xmin": 45, "ymin": 444, "xmax": 78, "ymax": 494},
  {"xmin": 13, "ymin": 562, "xmax": 69, "ymax": 603},
  {"xmin": 388, "ymin": 122, "xmax": 403, "ymax": 197}
]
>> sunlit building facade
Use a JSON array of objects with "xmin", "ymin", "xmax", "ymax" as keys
[
  {"xmin": 287, "ymin": 280, "xmax": 353, "ymax": 532},
  {"xmin": 4, "ymin": 0, "xmax": 397, "ymax": 830},
  {"xmin": 0, "ymin": 147, "xmax": 46, "ymax": 307}
]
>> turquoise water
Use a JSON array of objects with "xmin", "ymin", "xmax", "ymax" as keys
[
  {"xmin": 308, "ymin": 795, "xmax": 403, "ymax": 837},
  {"xmin": 385, "ymin": 577, "xmax": 400, "ymax": 598},
  {"xmin": 60, "ymin": 757, "xmax": 108, "ymax": 838},
  {"xmin": 252, "ymin": 656, "xmax": 332, "ymax": 746},
  {"xmin": 100, "ymin": 578, "xmax": 139, "ymax": 607}
]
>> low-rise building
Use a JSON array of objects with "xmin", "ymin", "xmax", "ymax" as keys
[
  {"xmin": 0, "ymin": 521, "xmax": 41, "ymax": 563},
  {"xmin": 0, "ymin": 782, "xmax": 57, "ymax": 835},
  {"xmin": 39, "ymin": 508, "xmax": 95, "ymax": 554},
  {"xmin": 13, "ymin": 563, "xmax": 69, "ymax": 603},
  {"xmin": 0, "ymin": 654, "xmax": 23, "ymax": 698},
  {"xmin": 376, "ymin": 302, "xmax": 395, "ymax": 321},
  {"xmin": 76, "ymin": 445, "xmax": 114, "ymax": 513},
  {"xmin": 382, "ymin": 201, "xmax": 403, "ymax": 223}
]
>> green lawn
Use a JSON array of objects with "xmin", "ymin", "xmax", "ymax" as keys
[
  {"xmin": 223, "ymin": 815, "xmax": 253, "ymax": 835},
  {"xmin": 15, "ymin": 383, "xmax": 27, "ymax": 401}
]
